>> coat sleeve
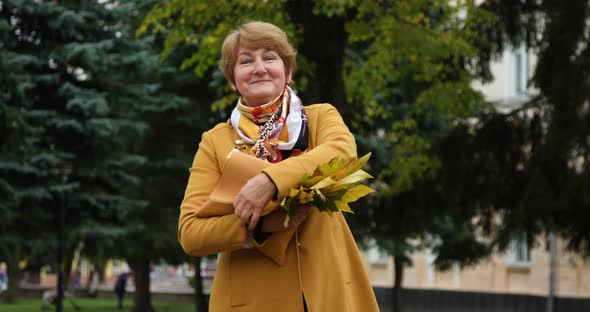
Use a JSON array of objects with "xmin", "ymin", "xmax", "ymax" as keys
[
  {"xmin": 262, "ymin": 104, "xmax": 357, "ymax": 200},
  {"xmin": 178, "ymin": 130, "xmax": 247, "ymax": 257}
]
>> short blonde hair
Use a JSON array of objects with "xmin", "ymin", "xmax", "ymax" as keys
[{"xmin": 220, "ymin": 21, "xmax": 297, "ymax": 85}]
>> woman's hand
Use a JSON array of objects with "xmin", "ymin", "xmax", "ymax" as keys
[
  {"xmin": 260, "ymin": 204, "xmax": 312, "ymax": 233},
  {"xmin": 233, "ymin": 173, "xmax": 277, "ymax": 231}
]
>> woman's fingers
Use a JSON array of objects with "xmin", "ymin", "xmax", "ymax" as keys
[
  {"xmin": 233, "ymin": 174, "xmax": 312, "ymax": 235},
  {"xmin": 248, "ymin": 210, "xmax": 261, "ymax": 231},
  {"xmin": 233, "ymin": 173, "xmax": 276, "ymax": 230},
  {"xmin": 234, "ymin": 198, "xmax": 257, "ymax": 226}
]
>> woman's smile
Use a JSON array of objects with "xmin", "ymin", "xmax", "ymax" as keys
[{"xmin": 250, "ymin": 79, "xmax": 272, "ymax": 84}]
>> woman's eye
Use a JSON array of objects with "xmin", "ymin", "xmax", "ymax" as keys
[
  {"xmin": 263, "ymin": 55, "xmax": 276, "ymax": 61},
  {"xmin": 239, "ymin": 58, "xmax": 252, "ymax": 64}
]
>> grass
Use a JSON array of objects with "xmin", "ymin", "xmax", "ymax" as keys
[{"xmin": 0, "ymin": 298, "xmax": 195, "ymax": 312}]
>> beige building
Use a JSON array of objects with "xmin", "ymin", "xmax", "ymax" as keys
[{"xmin": 362, "ymin": 236, "xmax": 590, "ymax": 298}]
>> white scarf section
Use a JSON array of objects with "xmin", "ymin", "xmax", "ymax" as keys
[{"xmin": 230, "ymin": 86, "xmax": 304, "ymax": 151}]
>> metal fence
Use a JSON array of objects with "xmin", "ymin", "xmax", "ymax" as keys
[{"xmin": 373, "ymin": 287, "xmax": 590, "ymax": 312}]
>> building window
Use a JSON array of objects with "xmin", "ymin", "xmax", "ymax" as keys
[
  {"xmin": 80, "ymin": 259, "xmax": 88, "ymax": 276},
  {"xmin": 504, "ymin": 39, "xmax": 529, "ymax": 100},
  {"xmin": 113, "ymin": 259, "xmax": 121, "ymax": 274},
  {"xmin": 506, "ymin": 235, "xmax": 531, "ymax": 267},
  {"xmin": 514, "ymin": 43, "xmax": 528, "ymax": 94}
]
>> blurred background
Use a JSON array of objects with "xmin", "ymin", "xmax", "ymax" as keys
[{"xmin": 1, "ymin": 0, "xmax": 589, "ymax": 311}]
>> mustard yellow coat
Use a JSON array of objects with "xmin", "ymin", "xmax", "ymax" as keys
[{"xmin": 179, "ymin": 104, "xmax": 380, "ymax": 312}]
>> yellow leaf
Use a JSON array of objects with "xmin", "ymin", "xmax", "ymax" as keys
[
  {"xmin": 335, "ymin": 200, "xmax": 354, "ymax": 213},
  {"xmin": 317, "ymin": 183, "xmax": 349, "ymax": 195},
  {"xmin": 297, "ymin": 189, "xmax": 314, "ymax": 203},
  {"xmin": 314, "ymin": 159, "xmax": 374, "ymax": 194},
  {"xmin": 288, "ymin": 188, "xmax": 301, "ymax": 198},
  {"xmin": 330, "ymin": 169, "xmax": 373, "ymax": 186},
  {"xmin": 331, "ymin": 153, "xmax": 372, "ymax": 181},
  {"xmin": 280, "ymin": 153, "xmax": 375, "ymax": 219},
  {"xmin": 341, "ymin": 184, "xmax": 376, "ymax": 203},
  {"xmin": 316, "ymin": 157, "xmax": 348, "ymax": 176},
  {"xmin": 302, "ymin": 175, "xmax": 326, "ymax": 188},
  {"xmin": 304, "ymin": 153, "xmax": 373, "ymax": 187},
  {"xmin": 310, "ymin": 176, "xmax": 338, "ymax": 190}
]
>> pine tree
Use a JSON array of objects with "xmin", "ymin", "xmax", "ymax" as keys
[
  {"xmin": 2, "ymin": 1, "xmax": 219, "ymax": 310},
  {"xmin": 1, "ymin": 0, "xmax": 149, "ymax": 303},
  {"xmin": 1, "ymin": 12, "xmax": 57, "ymax": 302},
  {"xmin": 448, "ymin": 0, "xmax": 590, "ymax": 256}
]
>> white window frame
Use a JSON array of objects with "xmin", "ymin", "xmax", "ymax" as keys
[{"xmin": 506, "ymin": 235, "xmax": 531, "ymax": 268}]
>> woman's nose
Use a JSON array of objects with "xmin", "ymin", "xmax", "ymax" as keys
[{"xmin": 253, "ymin": 58, "xmax": 267, "ymax": 74}]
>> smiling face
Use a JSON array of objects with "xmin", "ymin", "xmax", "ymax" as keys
[{"xmin": 231, "ymin": 47, "xmax": 293, "ymax": 107}]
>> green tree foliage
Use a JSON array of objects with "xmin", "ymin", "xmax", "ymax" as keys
[
  {"xmin": 0, "ymin": 9, "xmax": 55, "ymax": 301},
  {"xmin": 340, "ymin": 4, "xmax": 498, "ymax": 311},
  {"xmin": 0, "ymin": 0, "xmax": 143, "ymax": 302},
  {"xmin": 448, "ymin": 0, "xmax": 590, "ymax": 257},
  {"xmin": 0, "ymin": 2, "xmax": 197, "ymax": 309},
  {"xmin": 120, "ymin": 2, "xmax": 220, "ymax": 309},
  {"xmin": 139, "ymin": 0, "xmax": 295, "ymax": 112}
]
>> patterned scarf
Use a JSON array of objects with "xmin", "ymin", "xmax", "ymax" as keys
[{"xmin": 231, "ymin": 86, "xmax": 308, "ymax": 163}]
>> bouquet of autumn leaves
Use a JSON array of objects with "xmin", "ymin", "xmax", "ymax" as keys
[{"xmin": 280, "ymin": 153, "xmax": 375, "ymax": 227}]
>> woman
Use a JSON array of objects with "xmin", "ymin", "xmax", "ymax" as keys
[{"xmin": 179, "ymin": 21, "xmax": 379, "ymax": 312}]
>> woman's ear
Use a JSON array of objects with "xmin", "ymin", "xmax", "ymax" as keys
[
  {"xmin": 286, "ymin": 64, "xmax": 294, "ymax": 85},
  {"xmin": 230, "ymin": 82, "xmax": 241, "ymax": 96}
]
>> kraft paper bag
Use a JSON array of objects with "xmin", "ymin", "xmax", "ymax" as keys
[{"xmin": 195, "ymin": 151, "xmax": 278, "ymax": 217}]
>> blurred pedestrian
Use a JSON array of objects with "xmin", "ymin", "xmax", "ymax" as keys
[
  {"xmin": 0, "ymin": 265, "xmax": 7, "ymax": 294},
  {"xmin": 113, "ymin": 272, "xmax": 131, "ymax": 310},
  {"xmin": 40, "ymin": 288, "xmax": 81, "ymax": 310}
]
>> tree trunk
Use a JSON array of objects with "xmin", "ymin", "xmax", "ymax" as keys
[
  {"xmin": 129, "ymin": 256, "xmax": 154, "ymax": 312},
  {"xmin": 392, "ymin": 255, "xmax": 404, "ymax": 312},
  {"xmin": 192, "ymin": 257, "xmax": 208, "ymax": 312},
  {"xmin": 85, "ymin": 270, "xmax": 97, "ymax": 297},
  {"xmin": 62, "ymin": 242, "xmax": 77, "ymax": 290},
  {"xmin": 85, "ymin": 259, "xmax": 105, "ymax": 297},
  {"xmin": 95, "ymin": 259, "xmax": 106, "ymax": 283},
  {"xmin": 286, "ymin": 0, "xmax": 349, "ymax": 116},
  {"xmin": 1, "ymin": 244, "xmax": 21, "ymax": 303}
]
